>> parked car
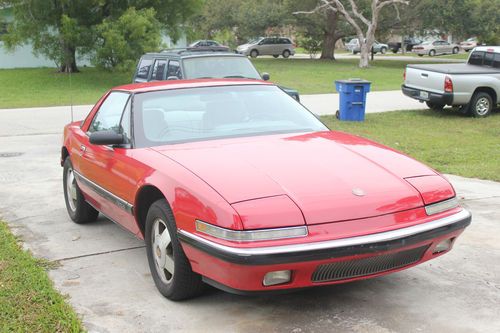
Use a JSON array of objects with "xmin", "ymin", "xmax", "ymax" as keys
[
  {"xmin": 62, "ymin": 79, "xmax": 471, "ymax": 300},
  {"xmin": 412, "ymin": 40, "xmax": 460, "ymax": 56},
  {"xmin": 460, "ymin": 37, "xmax": 479, "ymax": 52},
  {"xmin": 402, "ymin": 46, "xmax": 500, "ymax": 117},
  {"xmin": 133, "ymin": 48, "xmax": 300, "ymax": 101},
  {"xmin": 236, "ymin": 37, "xmax": 295, "ymax": 58},
  {"xmin": 189, "ymin": 40, "xmax": 225, "ymax": 48},
  {"xmin": 388, "ymin": 37, "xmax": 423, "ymax": 53},
  {"xmin": 345, "ymin": 38, "xmax": 389, "ymax": 54}
]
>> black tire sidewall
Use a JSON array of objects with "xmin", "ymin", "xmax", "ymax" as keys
[
  {"xmin": 250, "ymin": 50, "xmax": 258, "ymax": 58},
  {"xmin": 63, "ymin": 157, "xmax": 97, "ymax": 223},
  {"xmin": 470, "ymin": 92, "xmax": 493, "ymax": 117},
  {"xmin": 282, "ymin": 50, "xmax": 290, "ymax": 58}
]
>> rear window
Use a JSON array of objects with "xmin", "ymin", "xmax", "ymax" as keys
[
  {"xmin": 484, "ymin": 52, "xmax": 494, "ymax": 66},
  {"xmin": 279, "ymin": 38, "xmax": 291, "ymax": 44},
  {"xmin": 136, "ymin": 59, "xmax": 152, "ymax": 79},
  {"xmin": 468, "ymin": 51, "xmax": 484, "ymax": 65}
]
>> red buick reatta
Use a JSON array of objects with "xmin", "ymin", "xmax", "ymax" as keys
[{"xmin": 61, "ymin": 79, "xmax": 471, "ymax": 300}]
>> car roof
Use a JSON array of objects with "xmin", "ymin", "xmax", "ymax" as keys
[
  {"xmin": 474, "ymin": 46, "xmax": 500, "ymax": 53},
  {"xmin": 113, "ymin": 79, "xmax": 272, "ymax": 93},
  {"xmin": 142, "ymin": 50, "xmax": 240, "ymax": 59}
]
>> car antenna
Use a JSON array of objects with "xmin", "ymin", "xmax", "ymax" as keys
[{"xmin": 69, "ymin": 68, "xmax": 74, "ymax": 123}]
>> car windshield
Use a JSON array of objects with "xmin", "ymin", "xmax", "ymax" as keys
[
  {"xmin": 248, "ymin": 38, "xmax": 263, "ymax": 44},
  {"xmin": 422, "ymin": 41, "xmax": 433, "ymax": 45},
  {"xmin": 183, "ymin": 56, "xmax": 261, "ymax": 80},
  {"xmin": 133, "ymin": 85, "xmax": 327, "ymax": 147}
]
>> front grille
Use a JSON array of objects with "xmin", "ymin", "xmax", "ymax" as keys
[{"xmin": 311, "ymin": 245, "xmax": 428, "ymax": 283}]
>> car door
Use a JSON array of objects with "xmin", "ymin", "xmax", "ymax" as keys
[
  {"xmin": 75, "ymin": 92, "xmax": 140, "ymax": 234},
  {"xmin": 258, "ymin": 38, "xmax": 273, "ymax": 55},
  {"xmin": 442, "ymin": 41, "xmax": 452, "ymax": 54},
  {"xmin": 150, "ymin": 59, "xmax": 168, "ymax": 81}
]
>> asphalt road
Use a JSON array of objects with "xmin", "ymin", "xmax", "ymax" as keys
[{"xmin": 0, "ymin": 107, "xmax": 499, "ymax": 333}]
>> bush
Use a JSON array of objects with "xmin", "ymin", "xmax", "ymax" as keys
[
  {"xmin": 93, "ymin": 8, "xmax": 163, "ymax": 72},
  {"xmin": 299, "ymin": 37, "xmax": 322, "ymax": 59}
]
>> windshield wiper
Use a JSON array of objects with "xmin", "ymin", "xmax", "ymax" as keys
[{"xmin": 223, "ymin": 75, "xmax": 247, "ymax": 79}]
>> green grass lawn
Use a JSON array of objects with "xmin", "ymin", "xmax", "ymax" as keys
[
  {"xmin": 0, "ymin": 221, "xmax": 84, "ymax": 332},
  {"xmin": 0, "ymin": 67, "xmax": 131, "ymax": 108},
  {"xmin": 253, "ymin": 58, "xmax": 428, "ymax": 94},
  {"xmin": 0, "ymin": 57, "xmax": 448, "ymax": 108},
  {"xmin": 321, "ymin": 109, "xmax": 500, "ymax": 182}
]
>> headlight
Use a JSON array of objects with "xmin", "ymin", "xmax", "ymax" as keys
[
  {"xmin": 195, "ymin": 220, "xmax": 308, "ymax": 242},
  {"xmin": 425, "ymin": 197, "xmax": 459, "ymax": 215}
]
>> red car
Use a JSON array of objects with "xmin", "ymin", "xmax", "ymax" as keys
[{"xmin": 61, "ymin": 79, "xmax": 471, "ymax": 300}]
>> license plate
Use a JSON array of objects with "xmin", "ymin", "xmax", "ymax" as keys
[{"xmin": 419, "ymin": 91, "xmax": 429, "ymax": 99}]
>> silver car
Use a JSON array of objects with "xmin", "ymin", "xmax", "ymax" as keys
[
  {"xmin": 412, "ymin": 40, "xmax": 460, "ymax": 57},
  {"xmin": 237, "ymin": 37, "xmax": 295, "ymax": 58},
  {"xmin": 345, "ymin": 38, "xmax": 388, "ymax": 54}
]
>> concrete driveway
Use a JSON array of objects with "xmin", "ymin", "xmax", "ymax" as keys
[{"xmin": 1, "ymin": 106, "xmax": 499, "ymax": 333}]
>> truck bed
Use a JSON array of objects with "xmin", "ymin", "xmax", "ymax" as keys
[{"xmin": 407, "ymin": 63, "xmax": 500, "ymax": 75}]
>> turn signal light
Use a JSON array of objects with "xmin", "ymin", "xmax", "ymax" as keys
[{"xmin": 263, "ymin": 270, "xmax": 292, "ymax": 286}]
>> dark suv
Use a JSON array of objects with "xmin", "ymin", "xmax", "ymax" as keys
[{"xmin": 133, "ymin": 48, "xmax": 300, "ymax": 101}]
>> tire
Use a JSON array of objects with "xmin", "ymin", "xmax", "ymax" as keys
[
  {"xmin": 426, "ymin": 101, "xmax": 445, "ymax": 111},
  {"xmin": 273, "ymin": 55, "xmax": 279, "ymax": 58},
  {"xmin": 452, "ymin": 47, "xmax": 459, "ymax": 54},
  {"xmin": 282, "ymin": 49, "xmax": 291, "ymax": 58},
  {"xmin": 391, "ymin": 49, "xmax": 398, "ymax": 54},
  {"xmin": 418, "ymin": 54, "xmax": 424, "ymax": 57},
  {"xmin": 429, "ymin": 50, "xmax": 436, "ymax": 57},
  {"xmin": 250, "ymin": 49, "xmax": 259, "ymax": 58},
  {"xmin": 469, "ymin": 91, "xmax": 493, "ymax": 117},
  {"xmin": 380, "ymin": 47, "xmax": 387, "ymax": 54},
  {"xmin": 353, "ymin": 51, "xmax": 358, "ymax": 55},
  {"xmin": 63, "ymin": 157, "xmax": 99, "ymax": 224},
  {"xmin": 145, "ymin": 199, "xmax": 204, "ymax": 301}
]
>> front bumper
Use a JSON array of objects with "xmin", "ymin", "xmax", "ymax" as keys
[
  {"xmin": 402, "ymin": 84, "xmax": 453, "ymax": 105},
  {"xmin": 179, "ymin": 209, "xmax": 471, "ymax": 293}
]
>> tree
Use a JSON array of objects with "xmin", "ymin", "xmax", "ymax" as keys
[
  {"xmin": 93, "ymin": 8, "xmax": 162, "ymax": 71},
  {"xmin": 303, "ymin": 0, "xmax": 408, "ymax": 67},
  {"xmin": 291, "ymin": 0, "xmax": 350, "ymax": 60},
  {"xmin": 1, "ymin": 0, "xmax": 202, "ymax": 72}
]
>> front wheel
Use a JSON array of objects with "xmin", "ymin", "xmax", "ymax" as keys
[
  {"xmin": 452, "ymin": 47, "xmax": 459, "ymax": 54},
  {"xmin": 380, "ymin": 47, "xmax": 387, "ymax": 54},
  {"xmin": 145, "ymin": 199, "xmax": 204, "ymax": 301},
  {"xmin": 282, "ymin": 49, "xmax": 291, "ymax": 58},
  {"xmin": 418, "ymin": 54, "xmax": 424, "ymax": 57},
  {"xmin": 469, "ymin": 92, "xmax": 493, "ymax": 117},
  {"xmin": 250, "ymin": 49, "xmax": 259, "ymax": 58},
  {"xmin": 63, "ymin": 157, "xmax": 99, "ymax": 224}
]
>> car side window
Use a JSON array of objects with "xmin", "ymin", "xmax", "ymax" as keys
[
  {"xmin": 167, "ymin": 60, "xmax": 182, "ymax": 79},
  {"xmin": 151, "ymin": 59, "xmax": 168, "ymax": 81},
  {"xmin": 89, "ymin": 92, "xmax": 131, "ymax": 134},
  {"xmin": 484, "ymin": 52, "xmax": 494, "ymax": 66},
  {"xmin": 493, "ymin": 53, "xmax": 500, "ymax": 68},
  {"xmin": 136, "ymin": 59, "xmax": 152, "ymax": 80},
  {"xmin": 469, "ymin": 51, "xmax": 484, "ymax": 65}
]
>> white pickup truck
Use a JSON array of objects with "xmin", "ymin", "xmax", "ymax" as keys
[{"xmin": 402, "ymin": 46, "xmax": 500, "ymax": 117}]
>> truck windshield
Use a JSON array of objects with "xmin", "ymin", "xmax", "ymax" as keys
[
  {"xmin": 132, "ymin": 85, "xmax": 327, "ymax": 147},
  {"xmin": 183, "ymin": 56, "xmax": 262, "ymax": 80}
]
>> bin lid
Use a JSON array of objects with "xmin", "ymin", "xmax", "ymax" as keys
[{"xmin": 335, "ymin": 78, "xmax": 371, "ymax": 84}]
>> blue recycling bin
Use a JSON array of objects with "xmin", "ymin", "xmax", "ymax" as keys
[{"xmin": 335, "ymin": 79, "xmax": 371, "ymax": 121}]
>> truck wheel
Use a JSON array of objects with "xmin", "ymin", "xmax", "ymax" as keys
[
  {"xmin": 426, "ymin": 102, "xmax": 444, "ymax": 111},
  {"xmin": 452, "ymin": 47, "xmax": 459, "ymax": 54},
  {"xmin": 429, "ymin": 50, "xmax": 436, "ymax": 57},
  {"xmin": 391, "ymin": 48, "xmax": 398, "ymax": 54},
  {"xmin": 469, "ymin": 92, "xmax": 493, "ymax": 117}
]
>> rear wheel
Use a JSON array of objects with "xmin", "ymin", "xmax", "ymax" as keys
[
  {"xmin": 282, "ymin": 49, "xmax": 291, "ymax": 58},
  {"xmin": 145, "ymin": 199, "xmax": 204, "ymax": 301},
  {"xmin": 250, "ymin": 49, "xmax": 259, "ymax": 58},
  {"xmin": 452, "ymin": 47, "xmax": 459, "ymax": 54},
  {"xmin": 63, "ymin": 157, "xmax": 99, "ymax": 224},
  {"xmin": 426, "ymin": 101, "xmax": 445, "ymax": 111},
  {"xmin": 429, "ymin": 49, "xmax": 436, "ymax": 56},
  {"xmin": 469, "ymin": 91, "xmax": 493, "ymax": 117}
]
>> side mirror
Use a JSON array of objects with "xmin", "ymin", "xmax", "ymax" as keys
[
  {"xmin": 89, "ymin": 131, "xmax": 125, "ymax": 146},
  {"xmin": 261, "ymin": 72, "xmax": 270, "ymax": 81}
]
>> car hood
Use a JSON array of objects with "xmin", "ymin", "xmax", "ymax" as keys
[{"xmin": 153, "ymin": 131, "xmax": 436, "ymax": 225}]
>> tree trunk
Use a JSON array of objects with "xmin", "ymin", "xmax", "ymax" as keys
[
  {"xmin": 60, "ymin": 44, "xmax": 79, "ymax": 73},
  {"xmin": 320, "ymin": 10, "xmax": 338, "ymax": 60},
  {"xmin": 359, "ymin": 40, "xmax": 370, "ymax": 68}
]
